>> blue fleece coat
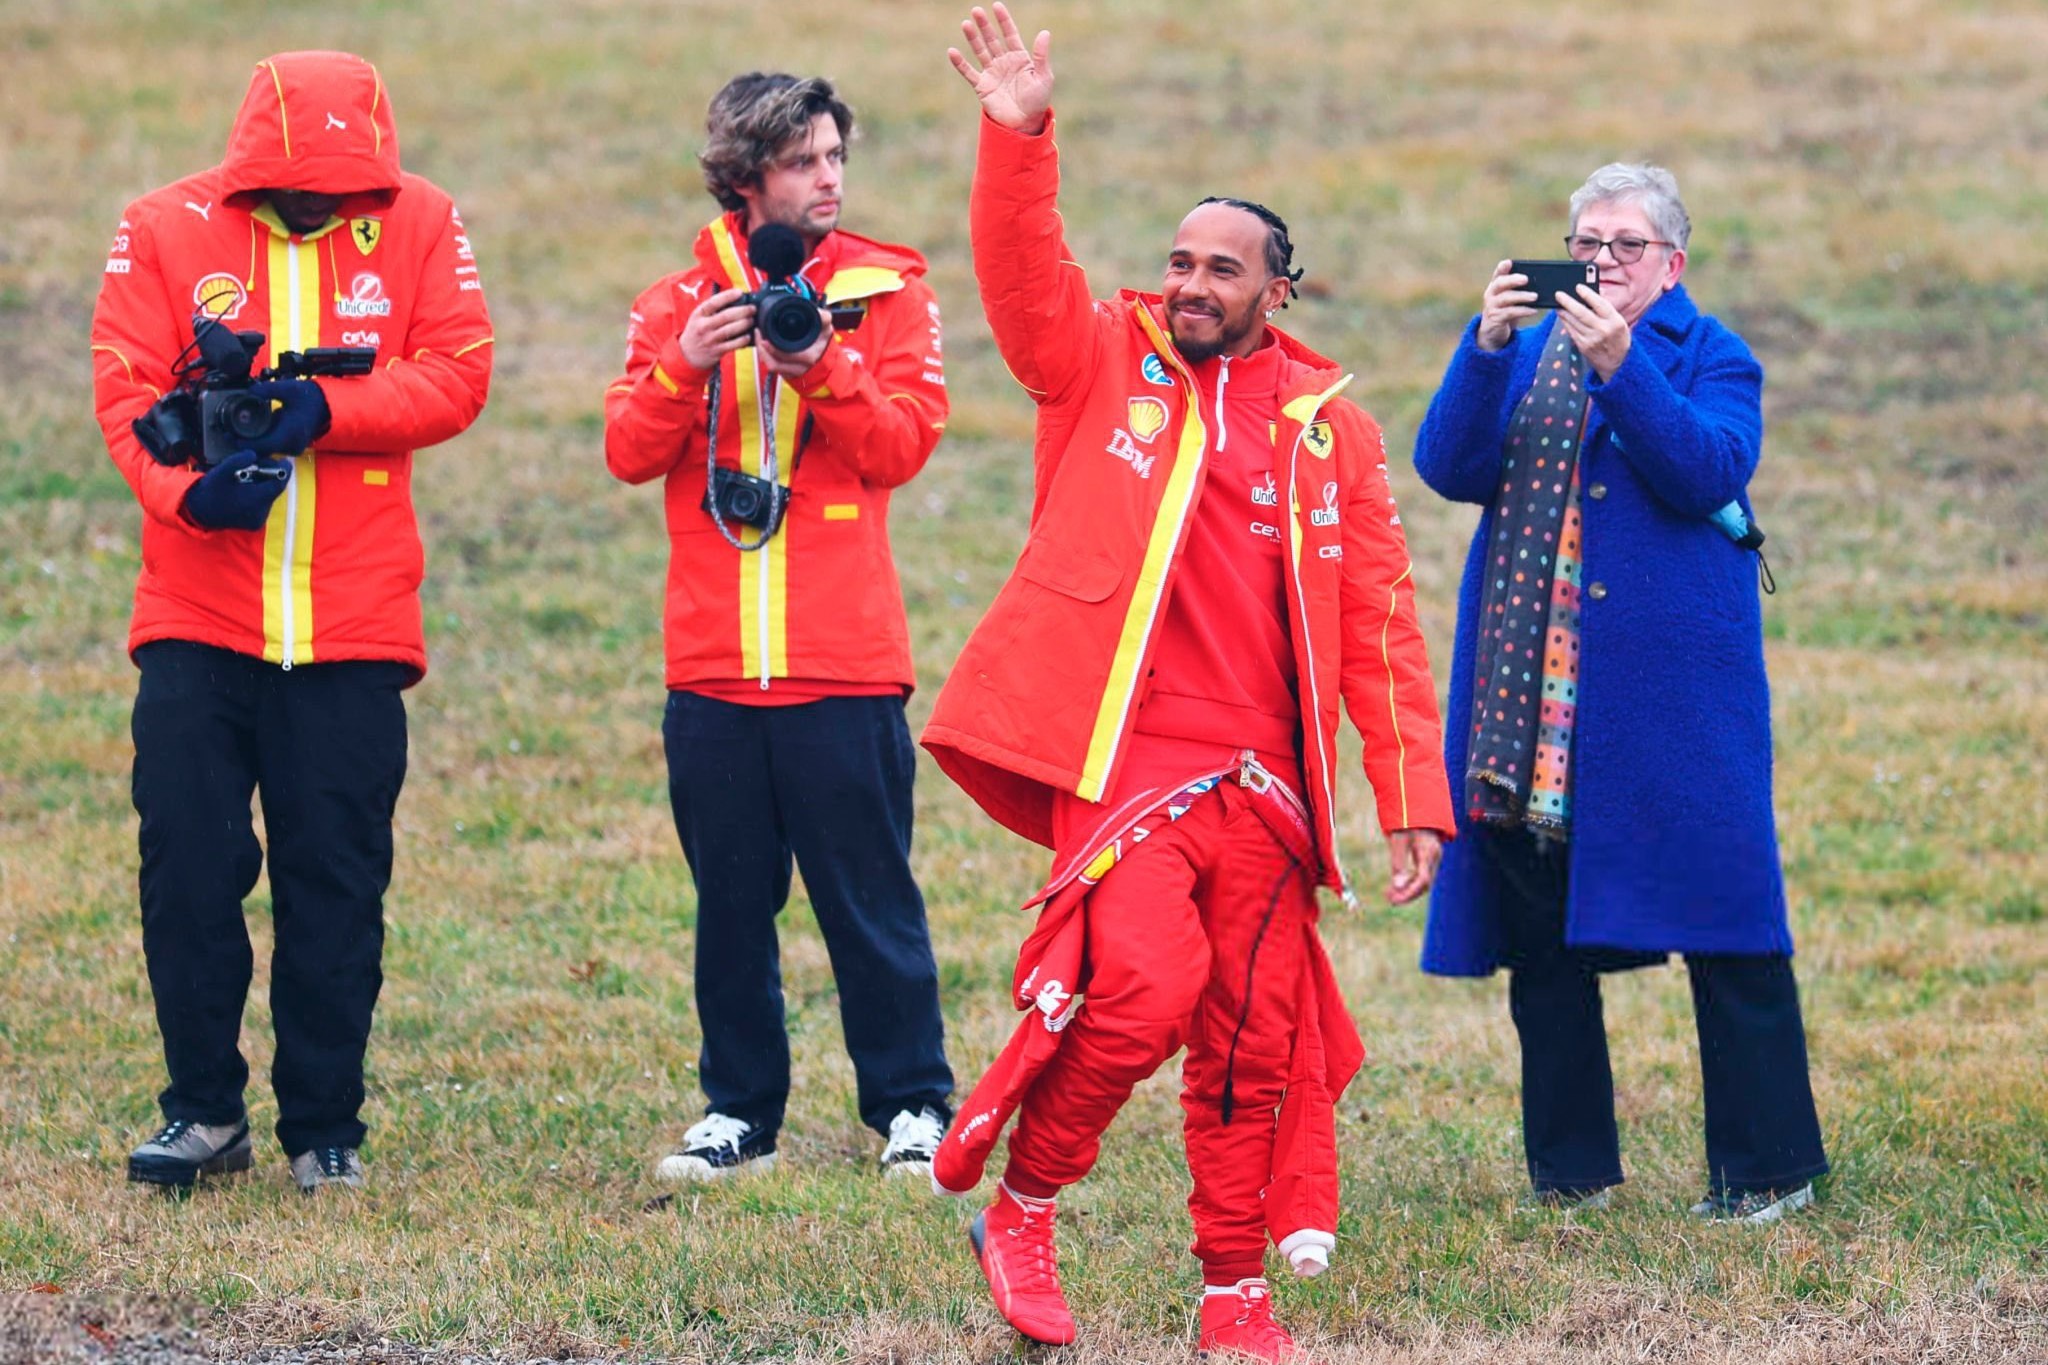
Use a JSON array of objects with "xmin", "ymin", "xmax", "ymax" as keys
[{"xmin": 1414, "ymin": 284, "xmax": 1791, "ymax": 975}]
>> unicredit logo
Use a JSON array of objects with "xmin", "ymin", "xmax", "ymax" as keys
[{"xmin": 337, "ymin": 272, "xmax": 393, "ymax": 319}]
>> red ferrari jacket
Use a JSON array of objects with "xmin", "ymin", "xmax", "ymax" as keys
[
  {"xmin": 90, "ymin": 50, "xmax": 494, "ymax": 678},
  {"xmin": 603, "ymin": 214, "xmax": 948, "ymax": 693},
  {"xmin": 922, "ymin": 114, "xmax": 1455, "ymax": 896}
]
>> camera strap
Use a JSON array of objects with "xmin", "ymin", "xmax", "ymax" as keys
[{"xmin": 701, "ymin": 361, "xmax": 791, "ymax": 553}]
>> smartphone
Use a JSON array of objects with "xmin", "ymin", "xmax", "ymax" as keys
[{"xmin": 1510, "ymin": 259, "xmax": 1598, "ymax": 309}]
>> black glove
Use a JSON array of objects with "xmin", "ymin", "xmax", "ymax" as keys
[
  {"xmin": 242, "ymin": 379, "xmax": 332, "ymax": 457},
  {"xmin": 183, "ymin": 449, "xmax": 292, "ymax": 531}
]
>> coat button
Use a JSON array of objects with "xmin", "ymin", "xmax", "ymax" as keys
[
  {"xmin": 1587, "ymin": 582, "xmax": 1608, "ymax": 601},
  {"xmin": 1588, "ymin": 482, "xmax": 1608, "ymax": 500}
]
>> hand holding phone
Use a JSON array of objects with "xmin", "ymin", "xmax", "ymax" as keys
[{"xmin": 1509, "ymin": 259, "xmax": 1598, "ymax": 310}]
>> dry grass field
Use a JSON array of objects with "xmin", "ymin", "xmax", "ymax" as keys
[{"xmin": 2, "ymin": 0, "xmax": 2044, "ymax": 1360}]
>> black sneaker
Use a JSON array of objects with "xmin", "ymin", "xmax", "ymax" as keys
[
  {"xmin": 1690, "ymin": 1182, "xmax": 1813, "ymax": 1225},
  {"xmin": 127, "ymin": 1119, "xmax": 253, "ymax": 1189},
  {"xmin": 879, "ymin": 1105, "xmax": 948, "ymax": 1178},
  {"xmin": 655, "ymin": 1113, "xmax": 777, "ymax": 1183},
  {"xmin": 289, "ymin": 1146, "xmax": 366, "ymax": 1194}
]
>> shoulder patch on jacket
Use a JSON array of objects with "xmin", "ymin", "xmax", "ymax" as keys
[{"xmin": 824, "ymin": 266, "xmax": 907, "ymax": 304}]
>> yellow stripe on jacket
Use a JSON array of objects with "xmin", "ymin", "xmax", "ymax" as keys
[{"xmin": 260, "ymin": 223, "xmax": 323, "ymax": 665}]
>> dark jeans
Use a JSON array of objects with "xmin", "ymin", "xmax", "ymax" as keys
[
  {"xmin": 1481, "ymin": 827, "xmax": 1829, "ymax": 1198},
  {"xmin": 662, "ymin": 691, "xmax": 953, "ymax": 1138},
  {"xmin": 132, "ymin": 641, "xmax": 409, "ymax": 1156}
]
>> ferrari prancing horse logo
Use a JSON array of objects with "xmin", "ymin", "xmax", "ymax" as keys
[
  {"xmin": 349, "ymin": 217, "xmax": 382, "ymax": 256},
  {"xmin": 1304, "ymin": 420, "xmax": 1334, "ymax": 458}
]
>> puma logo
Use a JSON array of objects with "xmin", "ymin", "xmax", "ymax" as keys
[
  {"xmin": 679, "ymin": 279, "xmax": 710, "ymax": 300},
  {"xmin": 326, "ymin": 112, "xmax": 347, "ymax": 131},
  {"xmin": 184, "ymin": 201, "xmax": 212, "ymax": 221}
]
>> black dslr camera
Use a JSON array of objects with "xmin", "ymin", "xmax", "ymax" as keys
[
  {"xmin": 133, "ymin": 316, "xmax": 374, "ymax": 469},
  {"xmin": 736, "ymin": 221, "xmax": 824, "ymax": 354},
  {"xmin": 705, "ymin": 465, "xmax": 791, "ymax": 532}
]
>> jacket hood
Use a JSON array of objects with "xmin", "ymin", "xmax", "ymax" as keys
[
  {"xmin": 220, "ymin": 51, "xmax": 402, "ymax": 211},
  {"xmin": 1120, "ymin": 290, "xmax": 1342, "ymax": 384}
]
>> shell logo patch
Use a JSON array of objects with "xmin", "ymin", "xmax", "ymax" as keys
[
  {"xmin": 191, "ymin": 272, "xmax": 247, "ymax": 322},
  {"xmin": 1127, "ymin": 396, "xmax": 1169, "ymax": 444},
  {"xmin": 1304, "ymin": 420, "xmax": 1334, "ymax": 459}
]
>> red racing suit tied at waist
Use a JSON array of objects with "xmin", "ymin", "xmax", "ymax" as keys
[{"xmin": 935, "ymin": 752, "xmax": 1362, "ymax": 1256}]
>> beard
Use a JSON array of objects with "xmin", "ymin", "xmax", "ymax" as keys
[{"xmin": 1170, "ymin": 300, "xmax": 1260, "ymax": 363}]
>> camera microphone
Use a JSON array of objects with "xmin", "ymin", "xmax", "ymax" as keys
[{"xmin": 747, "ymin": 223, "xmax": 807, "ymax": 282}]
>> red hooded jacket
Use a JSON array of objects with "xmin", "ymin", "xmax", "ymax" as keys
[
  {"xmin": 603, "ymin": 214, "xmax": 948, "ymax": 693},
  {"xmin": 91, "ymin": 51, "xmax": 493, "ymax": 678},
  {"xmin": 922, "ymin": 115, "xmax": 1455, "ymax": 896}
]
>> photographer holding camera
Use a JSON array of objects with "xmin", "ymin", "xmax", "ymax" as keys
[
  {"xmin": 603, "ymin": 73, "xmax": 954, "ymax": 1182},
  {"xmin": 91, "ymin": 50, "xmax": 492, "ymax": 1194}
]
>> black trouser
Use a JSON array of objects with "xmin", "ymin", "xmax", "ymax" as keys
[
  {"xmin": 662, "ymin": 691, "xmax": 953, "ymax": 1138},
  {"xmin": 1481, "ymin": 827, "xmax": 1829, "ymax": 1198},
  {"xmin": 132, "ymin": 641, "xmax": 409, "ymax": 1156}
]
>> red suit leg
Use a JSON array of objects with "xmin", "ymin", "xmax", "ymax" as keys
[
  {"xmin": 1182, "ymin": 788, "xmax": 1315, "ymax": 1283},
  {"xmin": 1002, "ymin": 800, "xmax": 1224, "ymax": 1194}
]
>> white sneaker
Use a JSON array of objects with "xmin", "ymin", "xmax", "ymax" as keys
[
  {"xmin": 879, "ymin": 1105, "xmax": 947, "ymax": 1178},
  {"xmin": 655, "ymin": 1113, "xmax": 778, "ymax": 1183}
]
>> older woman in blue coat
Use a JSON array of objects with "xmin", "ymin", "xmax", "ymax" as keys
[{"xmin": 1413, "ymin": 164, "xmax": 1826, "ymax": 1223}]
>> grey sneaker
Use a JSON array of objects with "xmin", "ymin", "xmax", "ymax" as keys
[
  {"xmin": 289, "ymin": 1146, "xmax": 366, "ymax": 1194},
  {"xmin": 1691, "ymin": 1182, "xmax": 1813, "ymax": 1225},
  {"xmin": 127, "ymin": 1119, "xmax": 253, "ymax": 1189},
  {"xmin": 879, "ymin": 1106, "xmax": 948, "ymax": 1178}
]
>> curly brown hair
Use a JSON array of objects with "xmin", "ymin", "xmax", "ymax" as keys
[{"xmin": 699, "ymin": 73, "xmax": 856, "ymax": 213}]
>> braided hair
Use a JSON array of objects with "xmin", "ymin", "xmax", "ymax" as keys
[{"xmin": 1195, "ymin": 196, "xmax": 1306, "ymax": 307}]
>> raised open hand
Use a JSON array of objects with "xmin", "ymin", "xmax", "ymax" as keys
[{"xmin": 947, "ymin": 3, "xmax": 1053, "ymax": 135}]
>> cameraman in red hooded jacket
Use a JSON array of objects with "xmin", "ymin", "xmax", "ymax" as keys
[{"xmin": 91, "ymin": 50, "xmax": 492, "ymax": 1194}]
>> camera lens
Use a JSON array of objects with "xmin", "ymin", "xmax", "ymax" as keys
[
  {"xmin": 759, "ymin": 291, "xmax": 822, "ymax": 353},
  {"xmin": 220, "ymin": 393, "xmax": 275, "ymax": 441},
  {"xmin": 726, "ymin": 485, "xmax": 762, "ymax": 522}
]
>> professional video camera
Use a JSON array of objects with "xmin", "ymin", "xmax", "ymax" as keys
[{"xmin": 132, "ymin": 315, "xmax": 374, "ymax": 470}]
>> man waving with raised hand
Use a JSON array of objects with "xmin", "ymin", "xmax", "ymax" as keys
[{"xmin": 925, "ymin": 6, "xmax": 1455, "ymax": 1359}]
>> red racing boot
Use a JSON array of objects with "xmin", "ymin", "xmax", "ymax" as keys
[
  {"xmin": 968, "ymin": 1181, "xmax": 1077, "ymax": 1345},
  {"xmin": 1199, "ymin": 1278, "xmax": 1310, "ymax": 1362}
]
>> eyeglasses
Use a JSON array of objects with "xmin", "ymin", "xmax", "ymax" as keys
[{"xmin": 1564, "ymin": 233, "xmax": 1672, "ymax": 264}]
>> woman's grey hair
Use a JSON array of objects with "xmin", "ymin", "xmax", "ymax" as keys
[
  {"xmin": 699, "ymin": 73, "xmax": 855, "ymax": 213},
  {"xmin": 1568, "ymin": 163, "xmax": 1691, "ymax": 253}
]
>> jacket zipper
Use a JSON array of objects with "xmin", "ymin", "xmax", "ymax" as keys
[
  {"xmin": 1213, "ymin": 356, "xmax": 1231, "ymax": 452},
  {"xmin": 279, "ymin": 233, "xmax": 303, "ymax": 671},
  {"xmin": 757, "ymin": 353, "xmax": 775, "ymax": 688}
]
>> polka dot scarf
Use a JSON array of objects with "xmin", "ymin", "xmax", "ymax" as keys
[{"xmin": 1466, "ymin": 326, "xmax": 1588, "ymax": 838}]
